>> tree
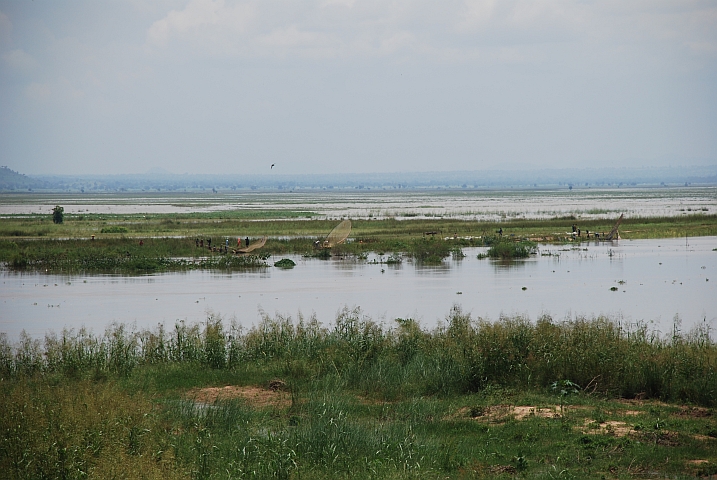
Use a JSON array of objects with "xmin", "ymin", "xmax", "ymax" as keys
[{"xmin": 52, "ymin": 205, "xmax": 64, "ymax": 224}]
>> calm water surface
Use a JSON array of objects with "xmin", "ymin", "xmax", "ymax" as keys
[
  {"xmin": 2, "ymin": 236, "xmax": 715, "ymax": 340},
  {"xmin": 1, "ymin": 188, "xmax": 714, "ymax": 220}
]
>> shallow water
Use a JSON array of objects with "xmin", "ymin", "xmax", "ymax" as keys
[
  {"xmin": 2, "ymin": 236, "xmax": 715, "ymax": 340},
  {"xmin": 1, "ymin": 187, "xmax": 714, "ymax": 220}
]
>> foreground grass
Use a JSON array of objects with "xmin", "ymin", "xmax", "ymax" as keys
[{"xmin": 2, "ymin": 310, "xmax": 716, "ymax": 478}]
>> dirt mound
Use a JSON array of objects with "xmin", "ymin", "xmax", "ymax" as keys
[
  {"xmin": 187, "ymin": 384, "xmax": 291, "ymax": 409},
  {"xmin": 461, "ymin": 404, "xmax": 567, "ymax": 422}
]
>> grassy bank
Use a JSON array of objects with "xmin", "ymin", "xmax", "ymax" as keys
[
  {"xmin": 1, "ymin": 212, "xmax": 716, "ymax": 242},
  {"xmin": 1, "ymin": 213, "xmax": 715, "ymax": 273},
  {"xmin": 2, "ymin": 311, "xmax": 716, "ymax": 478}
]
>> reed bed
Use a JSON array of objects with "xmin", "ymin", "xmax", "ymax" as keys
[{"xmin": 3, "ymin": 309, "xmax": 714, "ymax": 406}]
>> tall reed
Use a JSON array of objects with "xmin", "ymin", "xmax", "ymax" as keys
[{"xmin": 2, "ymin": 309, "xmax": 715, "ymax": 406}]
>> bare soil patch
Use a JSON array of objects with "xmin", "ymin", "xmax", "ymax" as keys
[
  {"xmin": 676, "ymin": 406, "xmax": 713, "ymax": 418},
  {"xmin": 460, "ymin": 404, "xmax": 575, "ymax": 422},
  {"xmin": 580, "ymin": 419, "xmax": 635, "ymax": 437},
  {"xmin": 187, "ymin": 384, "xmax": 291, "ymax": 409}
]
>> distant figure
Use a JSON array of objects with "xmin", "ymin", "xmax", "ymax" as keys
[
  {"xmin": 237, "ymin": 237, "xmax": 241, "ymax": 246},
  {"xmin": 225, "ymin": 238, "xmax": 229, "ymax": 248},
  {"xmin": 245, "ymin": 237, "xmax": 250, "ymax": 247},
  {"xmin": 195, "ymin": 238, "xmax": 199, "ymax": 247},
  {"xmin": 572, "ymin": 224, "xmax": 577, "ymax": 233},
  {"xmin": 208, "ymin": 238, "xmax": 211, "ymax": 248},
  {"xmin": 577, "ymin": 228, "xmax": 581, "ymax": 237},
  {"xmin": 586, "ymin": 230, "xmax": 589, "ymax": 237},
  {"xmin": 139, "ymin": 240, "xmax": 144, "ymax": 246},
  {"xmin": 498, "ymin": 227, "xmax": 503, "ymax": 237},
  {"xmin": 200, "ymin": 239, "xmax": 204, "ymax": 248}
]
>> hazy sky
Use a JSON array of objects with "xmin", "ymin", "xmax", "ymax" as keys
[{"xmin": 1, "ymin": 1, "xmax": 716, "ymax": 175}]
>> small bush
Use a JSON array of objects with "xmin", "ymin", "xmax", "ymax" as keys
[
  {"xmin": 100, "ymin": 226, "xmax": 129, "ymax": 234},
  {"xmin": 52, "ymin": 205, "xmax": 64, "ymax": 224},
  {"xmin": 274, "ymin": 258, "xmax": 296, "ymax": 268},
  {"xmin": 487, "ymin": 240, "xmax": 537, "ymax": 259}
]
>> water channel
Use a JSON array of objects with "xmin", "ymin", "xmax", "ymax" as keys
[{"xmin": 2, "ymin": 236, "xmax": 715, "ymax": 340}]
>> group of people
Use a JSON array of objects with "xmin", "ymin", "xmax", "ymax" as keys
[
  {"xmin": 195, "ymin": 236, "xmax": 250, "ymax": 253},
  {"xmin": 572, "ymin": 224, "xmax": 605, "ymax": 239}
]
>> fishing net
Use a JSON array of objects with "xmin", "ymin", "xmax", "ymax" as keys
[
  {"xmin": 237, "ymin": 236, "xmax": 267, "ymax": 253},
  {"xmin": 324, "ymin": 219, "xmax": 351, "ymax": 247},
  {"xmin": 605, "ymin": 214, "xmax": 623, "ymax": 241}
]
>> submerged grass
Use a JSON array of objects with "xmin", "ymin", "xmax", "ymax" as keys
[{"xmin": 2, "ymin": 309, "xmax": 716, "ymax": 478}]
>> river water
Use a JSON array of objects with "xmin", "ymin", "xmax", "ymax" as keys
[
  {"xmin": 2, "ymin": 236, "xmax": 715, "ymax": 340},
  {"xmin": 1, "ymin": 187, "xmax": 714, "ymax": 221}
]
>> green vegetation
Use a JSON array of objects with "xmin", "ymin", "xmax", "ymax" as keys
[
  {"xmin": 274, "ymin": 258, "xmax": 296, "ymax": 268},
  {"xmin": 51, "ymin": 205, "xmax": 63, "ymax": 224},
  {"xmin": 99, "ymin": 225, "xmax": 128, "ymax": 234},
  {"xmin": 486, "ymin": 239, "xmax": 538, "ymax": 259},
  {"xmin": 0, "ymin": 238, "xmax": 268, "ymax": 273},
  {"xmin": 2, "ymin": 310, "xmax": 716, "ymax": 478},
  {"xmin": 1, "ymin": 211, "xmax": 714, "ymax": 272}
]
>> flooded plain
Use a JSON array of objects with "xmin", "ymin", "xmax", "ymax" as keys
[
  {"xmin": 2, "ymin": 236, "xmax": 715, "ymax": 340},
  {"xmin": 1, "ymin": 187, "xmax": 714, "ymax": 221}
]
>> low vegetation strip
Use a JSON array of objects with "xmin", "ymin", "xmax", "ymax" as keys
[
  {"xmin": 2, "ymin": 310, "xmax": 716, "ymax": 479},
  {"xmin": 3, "ymin": 310, "xmax": 715, "ymax": 405},
  {"xmin": 1, "ymin": 213, "xmax": 715, "ymax": 272}
]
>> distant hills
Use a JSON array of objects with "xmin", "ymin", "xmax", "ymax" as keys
[
  {"xmin": 0, "ymin": 166, "xmax": 49, "ymax": 191},
  {"xmin": 1, "ymin": 165, "xmax": 716, "ymax": 193}
]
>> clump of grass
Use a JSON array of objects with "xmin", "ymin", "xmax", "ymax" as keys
[
  {"xmin": 487, "ymin": 239, "xmax": 538, "ymax": 259},
  {"xmin": 407, "ymin": 238, "xmax": 452, "ymax": 263},
  {"xmin": 274, "ymin": 258, "xmax": 296, "ymax": 268}
]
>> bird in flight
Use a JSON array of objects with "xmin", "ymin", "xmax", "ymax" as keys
[{"xmin": 271, "ymin": 164, "xmax": 275, "ymax": 169}]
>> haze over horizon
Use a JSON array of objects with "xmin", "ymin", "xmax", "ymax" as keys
[{"xmin": 1, "ymin": 1, "xmax": 716, "ymax": 176}]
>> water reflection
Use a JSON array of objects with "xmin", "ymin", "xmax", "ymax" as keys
[{"xmin": 489, "ymin": 258, "xmax": 536, "ymax": 272}]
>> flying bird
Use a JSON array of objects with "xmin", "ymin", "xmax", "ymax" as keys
[{"xmin": 271, "ymin": 164, "xmax": 275, "ymax": 169}]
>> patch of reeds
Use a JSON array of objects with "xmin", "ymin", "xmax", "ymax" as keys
[{"xmin": 2, "ymin": 309, "xmax": 715, "ymax": 407}]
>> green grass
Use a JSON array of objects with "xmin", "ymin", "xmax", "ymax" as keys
[
  {"xmin": 3, "ymin": 212, "xmax": 714, "ymax": 273},
  {"xmin": 2, "ymin": 310, "xmax": 716, "ymax": 478},
  {"xmin": 485, "ymin": 239, "xmax": 538, "ymax": 259}
]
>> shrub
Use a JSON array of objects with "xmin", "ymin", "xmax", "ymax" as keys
[
  {"xmin": 52, "ymin": 205, "xmax": 64, "ymax": 224},
  {"xmin": 274, "ymin": 258, "xmax": 296, "ymax": 268},
  {"xmin": 487, "ymin": 240, "xmax": 537, "ymax": 259}
]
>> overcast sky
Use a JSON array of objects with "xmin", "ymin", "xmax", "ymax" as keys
[{"xmin": 1, "ymin": 1, "xmax": 716, "ymax": 175}]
